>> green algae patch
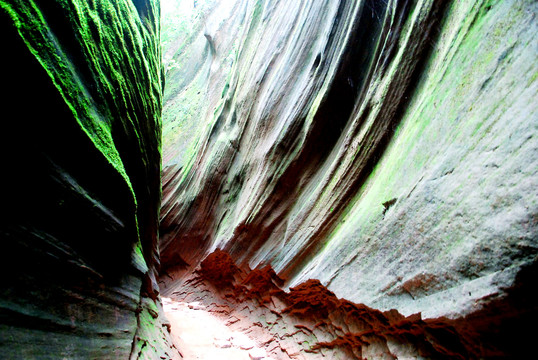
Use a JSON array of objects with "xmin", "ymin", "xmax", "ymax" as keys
[
  {"xmin": 130, "ymin": 295, "xmax": 174, "ymax": 359},
  {"xmin": 322, "ymin": 0, "xmax": 535, "ymax": 251},
  {"xmin": 0, "ymin": 0, "xmax": 172, "ymax": 357},
  {"xmin": 0, "ymin": 1, "xmax": 127, "ymax": 193},
  {"xmin": 0, "ymin": 0, "xmax": 163, "ymax": 238}
]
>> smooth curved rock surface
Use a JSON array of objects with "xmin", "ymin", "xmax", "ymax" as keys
[
  {"xmin": 0, "ymin": 0, "xmax": 177, "ymax": 358},
  {"xmin": 160, "ymin": 0, "xmax": 537, "ymax": 328}
]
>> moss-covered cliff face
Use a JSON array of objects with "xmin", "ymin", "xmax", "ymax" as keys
[
  {"xmin": 0, "ymin": 0, "xmax": 177, "ymax": 358},
  {"xmin": 160, "ymin": 0, "xmax": 537, "ymax": 339}
]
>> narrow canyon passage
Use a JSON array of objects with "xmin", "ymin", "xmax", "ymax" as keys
[{"xmin": 0, "ymin": 0, "xmax": 536, "ymax": 359}]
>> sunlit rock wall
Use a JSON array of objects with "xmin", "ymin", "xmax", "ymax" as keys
[
  {"xmin": 160, "ymin": 0, "xmax": 537, "ymax": 325},
  {"xmin": 0, "ymin": 0, "xmax": 177, "ymax": 358}
]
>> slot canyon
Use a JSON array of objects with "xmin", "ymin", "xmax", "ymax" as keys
[{"xmin": 0, "ymin": 0, "xmax": 536, "ymax": 359}]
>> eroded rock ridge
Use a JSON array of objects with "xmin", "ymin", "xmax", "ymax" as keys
[{"xmin": 162, "ymin": 249, "xmax": 535, "ymax": 359}]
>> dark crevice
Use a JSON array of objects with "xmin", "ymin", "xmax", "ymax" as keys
[
  {"xmin": 225, "ymin": 0, "xmax": 391, "ymax": 262},
  {"xmin": 280, "ymin": 0, "xmax": 451, "ymax": 281}
]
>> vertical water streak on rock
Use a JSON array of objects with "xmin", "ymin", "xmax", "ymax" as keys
[
  {"xmin": 159, "ymin": 0, "xmax": 446, "ymax": 278},
  {"xmin": 288, "ymin": 0, "xmax": 538, "ymax": 321}
]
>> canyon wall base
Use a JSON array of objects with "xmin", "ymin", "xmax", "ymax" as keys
[{"xmin": 161, "ymin": 250, "xmax": 536, "ymax": 359}]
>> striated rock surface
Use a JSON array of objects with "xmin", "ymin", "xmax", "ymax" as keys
[
  {"xmin": 160, "ymin": 0, "xmax": 538, "ymax": 348},
  {"xmin": 0, "ymin": 0, "xmax": 177, "ymax": 358},
  {"xmin": 2, "ymin": 0, "xmax": 534, "ymax": 358}
]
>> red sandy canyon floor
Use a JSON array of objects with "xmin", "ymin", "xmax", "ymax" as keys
[{"xmin": 163, "ymin": 297, "xmax": 270, "ymax": 360}]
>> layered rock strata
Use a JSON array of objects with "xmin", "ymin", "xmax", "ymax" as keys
[
  {"xmin": 162, "ymin": 250, "xmax": 524, "ymax": 359},
  {"xmin": 160, "ymin": 0, "xmax": 538, "ymax": 329},
  {"xmin": 0, "ymin": 0, "xmax": 177, "ymax": 358}
]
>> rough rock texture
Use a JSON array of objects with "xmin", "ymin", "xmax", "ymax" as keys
[
  {"xmin": 161, "ymin": 250, "xmax": 500, "ymax": 359},
  {"xmin": 0, "ymin": 0, "xmax": 178, "ymax": 358},
  {"xmin": 160, "ymin": 0, "xmax": 537, "ymax": 328}
]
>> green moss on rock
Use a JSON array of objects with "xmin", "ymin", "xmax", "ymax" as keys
[{"xmin": 0, "ymin": 0, "xmax": 175, "ymax": 358}]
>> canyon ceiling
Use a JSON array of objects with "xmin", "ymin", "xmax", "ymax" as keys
[{"xmin": 0, "ymin": 0, "xmax": 536, "ymax": 359}]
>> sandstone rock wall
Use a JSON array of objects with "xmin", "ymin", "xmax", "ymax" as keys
[
  {"xmin": 160, "ymin": 0, "xmax": 538, "ymax": 324},
  {"xmin": 0, "ymin": 0, "xmax": 177, "ymax": 358}
]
